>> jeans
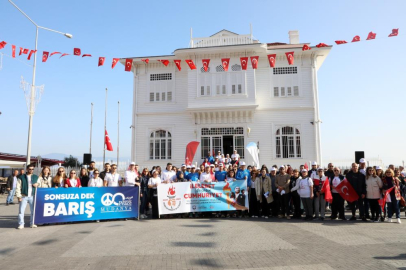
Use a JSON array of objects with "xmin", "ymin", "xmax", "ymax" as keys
[
  {"xmin": 7, "ymin": 189, "xmax": 16, "ymax": 204},
  {"xmin": 387, "ymin": 195, "xmax": 400, "ymax": 219},
  {"xmin": 18, "ymin": 196, "xmax": 34, "ymax": 226}
]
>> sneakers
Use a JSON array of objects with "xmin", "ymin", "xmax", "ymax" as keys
[
  {"xmin": 387, "ymin": 218, "xmax": 392, "ymax": 223},
  {"xmin": 17, "ymin": 225, "xmax": 24, "ymax": 230},
  {"xmin": 397, "ymin": 218, "xmax": 401, "ymax": 224},
  {"xmin": 30, "ymin": 224, "xmax": 37, "ymax": 228},
  {"xmin": 264, "ymin": 216, "xmax": 268, "ymax": 219}
]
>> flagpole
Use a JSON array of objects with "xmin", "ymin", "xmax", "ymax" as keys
[
  {"xmin": 103, "ymin": 88, "xmax": 107, "ymax": 166},
  {"xmin": 117, "ymin": 101, "xmax": 120, "ymax": 166},
  {"xmin": 90, "ymin": 102, "xmax": 93, "ymax": 154}
]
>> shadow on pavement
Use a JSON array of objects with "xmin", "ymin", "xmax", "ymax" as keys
[
  {"xmin": 191, "ymin": 258, "xmax": 223, "ymax": 268},
  {"xmin": 181, "ymin": 224, "xmax": 213, "ymax": 228},
  {"xmin": 33, "ymin": 239, "xmax": 58, "ymax": 246},
  {"xmin": 0, "ymin": 248, "xmax": 16, "ymax": 255},
  {"xmin": 171, "ymin": 241, "xmax": 216, "ymax": 248},
  {"xmin": 0, "ymin": 215, "xmax": 19, "ymax": 229}
]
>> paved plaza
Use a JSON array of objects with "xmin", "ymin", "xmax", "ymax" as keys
[{"xmin": 1, "ymin": 194, "xmax": 406, "ymax": 270}]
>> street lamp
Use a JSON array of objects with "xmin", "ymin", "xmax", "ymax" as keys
[{"xmin": 9, "ymin": 0, "xmax": 72, "ymax": 166}]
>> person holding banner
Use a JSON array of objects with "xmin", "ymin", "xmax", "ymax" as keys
[
  {"xmin": 139, "ymin": 168, "xmax": 150, "ymax": 218},
  {"xmin": 104, "ymin": 164, "xmax": 122, "ymax": 187},
  {"xmin": 124, "ymin": 162, "xmax": 140, "ymax": 187},
  {"xmin": 65, "ymin": 170, "xmax": 82, "ymax": 188},
  {"xmin": 186, "ymin": 166, "xmax": 199, "ymax": 182},
  {"xmin": 161, "ymin": 163, "xmax": 176, "ymax": 184},
  {"xmin": 52, "ymin": 167, "xmax": 67, "ymax": 188},
  {"xmin": 383, "ymin": 169, "xmax": 401, "ymax": 223},
  {"xmin": 200, "ymin": 165, "xmax": 212, "ymax": 183},
  {"xmin": 88, "ymin": 170, "xmax": 104, "ymax": 187},
  {"xmin": 79, "ymin": 167, "xmax": 90, "ymax": 187},
  {"xmin": 256, "ymin": 169, "xmax": 272, "ymax": 218},
  {"xmin": 365, "ymin": 167, "xmax": 383, "ymax": 222},
  {"xmin": 148, "ymin": 170, "xmax": 161, "ymax": 219},
  {"xmin": 37, "ymin": 166, "xmax": 52, "ymax": 188},
  {"xmin": 16, "ymin": 164, "xmax": 38, "ymax": 229},
  {"xmin": 330, "ymin": 167, "xmax": 346, "ymax": 220}
]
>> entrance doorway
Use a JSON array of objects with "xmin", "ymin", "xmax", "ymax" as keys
[
  {"xmin": 200, "ymin": 127, "xmax": 245, "ymax": 159},
  {"xmin": 223, "ymin": 136, "xmax": 234, "ymax": 157}
]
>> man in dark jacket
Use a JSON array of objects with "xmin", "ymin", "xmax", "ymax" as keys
[
  {"xmin": 346, "ymin": 163, "xmax": 366, "ymax": 221},
  {"xmin": 6, "ymin": 169, "xmax": 19, "ymax": 205},
  {"xmin": 16, "ymin": 164, "xmax": 39, "ymax": 229}
]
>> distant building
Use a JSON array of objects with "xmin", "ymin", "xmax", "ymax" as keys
[{"xmin": 124, "ymin": 29, "xmax": 331, "ymax": 168}]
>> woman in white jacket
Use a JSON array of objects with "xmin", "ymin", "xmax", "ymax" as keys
[
  {"xmin": 365, "ymin": 167, "xmax": 383, "ymax": 222},
  {"xmin": 291, "ymin": 169, "xmax": 314, "ymax": 220},
  {"xmin": 88, "ymin": 170, "xmax": 104, "ymax": 187}
]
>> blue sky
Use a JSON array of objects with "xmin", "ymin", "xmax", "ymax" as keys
[{"xmin": 0, "ymin": 0, "xmax": 405, "ymax": 166}]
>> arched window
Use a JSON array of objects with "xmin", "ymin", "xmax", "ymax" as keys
[
  {"xmin": 275, "ymin": 126, "xmax": 301, "ymax": 158},
  {"xmin": 149, "ymin": 130, "xmax": 172, "ymax": 160}
]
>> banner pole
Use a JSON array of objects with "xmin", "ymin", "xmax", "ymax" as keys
[
  {"xmin": 138, "ymin": 185, "xmax": 140, "ymax": 221},
  {"xmin": 33, "ymin": 187, "xmax": 37, "ymax": 225},
  {"xmin": 103, "ymin": 88, "xmax": 107, "ymax": 166}
]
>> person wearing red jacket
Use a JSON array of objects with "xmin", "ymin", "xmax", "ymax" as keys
[{"xmin": 65, "ymin": 170, "xmax": 82, "ymax": 188}]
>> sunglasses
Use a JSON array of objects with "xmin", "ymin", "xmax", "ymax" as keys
[{"xmin": 71, "ymin": 173, "xmax": 76, "ymax": 175}]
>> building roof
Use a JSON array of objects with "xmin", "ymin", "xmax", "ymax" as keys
[
  {"xmin": 0, "ymin": 152, "xmax": 64, "ymax": 167},
  {"xmin": 210, "ymin": 29, "xmax": 239, "ymax": 37}
]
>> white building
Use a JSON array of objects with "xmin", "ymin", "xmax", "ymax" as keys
[{"xmin": 124, "ymin": 29, "xmax": 331, "ymax": 168}]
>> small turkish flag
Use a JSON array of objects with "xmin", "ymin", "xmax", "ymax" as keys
[
  {"xmin": 12, "ymin": 45, "xmax": 16, "ymax": 58},
  {"xmin": 185, "ymin": 59, "xmax": 196, "ymax": 70},
  {"xmin": 202, "ymin": 59, "xmax": 210, "ymax": 72},
  {"xmin": 304, "ymin": 163, "xmax": 309, "ymax": 171},
  {"xmin": 158, "ymin": 59, "xmax": 169, "ymax": 66},
  {"xmin": 42, "ymin": 51, "xmax": 49, "ymax": 62},
  {"xmin": 19, "ymin": 47, "xmax": 23, "ymax": 56},
  {"xmin": 352, "ymin": 35, "xmax": 361, "ymax": 42},
  {"xmin": 105, "ymin": 130, "xmax": 113, "ymax": 151},
  {"xmin": 221, "ymin": 58, "xmax": 230, "ymax": 71},
  {"xmin": 335, "ymin": 40, "xmax": 348, "ymax": 45},
  {"xmin": 73, "ymin": 48, "xmax": 81, "ymax": 56},
  {"xmin": 23, "ymin": 48, "xmax": 29, "ymax": 54},
  {"xmin": 316, "ymin": 43, "xmax": 329, "ymax": 48},
  {"xmin": 240, "ymin": 57, "xmax": 248, "ymax": 70},
  {"xmin": 336, "ymin": 179, "xmax": 359, "ymax": 203},
  {"xmin": 50, "ymin": 52, "xmax": 61, "ymax": 56},
  {"xmin": 321, "ymin": 178, "xmax": 333, "ymax": 203},
  {"xmin": 0, "ymin": 41, "xmax": 7, "ymax": 49},
  {"xmin": 112, "ymin": 58, "xmax": 119, "ymax": 69},
  {"xmin": 174, "ymin": 60, "xmax": 181, "ymax": 71},
  {"xmin": 388, "ymin": 28, "xmax": 399, "ymax": 37},
  {"xmin": 302, "ymin": 44, "xmax": 311, "ymax": 51},
  {"xmin": 60, "ymin": 53, "xmax": 69, "ymax": 58},
  {"xmin": 98, "ymin": 57, "xmax": 105, "ymax": 66},
  {"xmin": 27, "ymin": 50, "xmax": 37, "ymax": 60},
  {"xmin": 185, "ymin": 141, "xmax": 200, "ymax": 166},
  {"xmin": 250, "ymin": 56, "xmax": 259, "ymax": 69},
  {"xmin": 267, "ymin": 54, "xmax": 276, "ymax": 68},
  {"xmin": 285, "ymin": 52, "xmax": 294, "ymax": 65},
  {"xmin": 141, "ymin": 59, "xmax": 149, "ymax": 64},
  {"xmin": 379, "ymin": 187, "xmax": 394, "ymax": 211},
  {"xmin": 366, "ymin": 31, "xmax": 376, "ymax": 40},
  {"xmin": 125, "ymin": 58, "xmax": 133, "ymax": 71},
  {"xmin": 82, "ymin": 54, "xmax": 92, "ymax": 57}
]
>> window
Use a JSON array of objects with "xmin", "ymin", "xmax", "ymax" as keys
[
  {"xmin": 199, "ymin": 73, "xmax": 212, "ymax": 96},
  {"xmin": 200, "ymin": 67, "xmax": 211, "ymax": 73},
  {"xmin": 230, "ymin": 73, "xmax": 243, "ymax": 95},
  {"xmin": 273, "ymin": 86, "xmax": 299, "ymax": 97},
  {"xmin": 200, "ymin": 127, "xmax": 245, "ymax": 159},
  {"xmin": 273, "ymin": 67, "xmax": 297, "ymax": 75},
  {"xmin": 149, "ymin": 130, "xmax": 171, "ymax": 160},
  {"xmin": 201, "ymin": 127, "xmax": 244, "ymax": 135},
  {"xmin": 149, "ymin": 73, "xmax": 173, "ymax": 102},
  {"xmin": 275, "ymin": 126, "xmax": 301, "ymax": 158},
  {"xmin": 216, "ymin": 65, "xmax": 225, "ymax": 72},
  {"xmin": 231, "ymin": 64, "xmax": 241, "ymax": 71},
  {"xmin": 274, "ymin": 87, "xmax": 279, "ymax": 97}
]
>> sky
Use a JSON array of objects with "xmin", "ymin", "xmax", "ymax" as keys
[{"xmin": 0, "ymin": 0, "xmax": 405, "ymax": 166}]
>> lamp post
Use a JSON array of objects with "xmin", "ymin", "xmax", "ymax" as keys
[{"xmin": 9, "ymin": 0, "xmax": 72, "ymax": 166}]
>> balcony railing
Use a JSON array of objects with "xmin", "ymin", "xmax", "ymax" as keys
[{"xmin": 190, "ymin": 34, "xmax": 253, "ymax": 48}]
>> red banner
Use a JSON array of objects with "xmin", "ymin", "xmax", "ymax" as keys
[
  {"xmin": 285, "ymin": 52, "xmax": 294, "ymax": 65},
  {"xmin": 174, "ymin": 60, "xmax": 181, "ymax": 71},
  {"xmin": 321, "ymin": 179, "xmax": 333, "ymax": 203},
  {"xmin": 250, "ymin": 56, "xmax": 259, "ymax": 69},
  {"xmin": 267, "ymin": 54, "xmax": 276, "ymax": 68},
  {"xmin": 112, "ymin": 58, "xmax": 119, "ymax": 69},
  {"xmin": 335, "ymin": 40, "xmax": 347, "ymax": 45},
  {"xmin": 302, "ymin": 44, "xmax": 311, "ymax": 51},
  {"xmin": 158, "ymin": 59, "xmax": 169, "ymax": 66},
  {"xmin": 12, "ymin": 45, "xmax": 16, "ymax": 58},
  {"xmin": 141, "ymin": 59, "xmax": 149, "ymax": 64},
  {"xmin": 379, "ymin": 187, "xmax": 394, "ymax": 211},
  {"xmin": 336, "ymin": 179, "xmax": 359, "ymax": 202},
  {"xmin": 389, "ymin": 29, "xmax": 399, "ymax": 37},
  {"xmin": 185, "ymin": 141, "xmax": 200, "ymax": 166},
  {"xmin": 125, "ymin": 58, "xmax": 132, "ymax": 71},
  {"xmin": 74, "ymin": 48, "xmax": 81, "ymax": 56},
  {"xmin": 202, "ymin": 59, "xmax": 210, "ymax": 72},
  {"xmin": 98, "ymin": 57, "xmax": 105, "ymax": 67},
  {"xmin": 42, "ymin": 51, "xmax": 49, "ymax": 62},
  {"xmin": 366, "ymin": 31, "xmax": 376, "ymax": 40},
  {"xmin": 105, "ymin": 130, "xmax": 113, "ymax": 151},
  {"xmin": 240, "ymin": 57, "xmax": 248, "ymax": 70},
  {"xmin": 27, "ymin": 50, "xmax": 37, "ymax": 60},
  {"xmin": 352, "ymin": 35, "xmax": 361, "ymax": 42},
  {"xmin": 185, "ymin": 59, "xmax": 196, "ymax": 70},
  {"xmin": 221, "ymin": 58, "xmax": 230, "ymax": 71}
]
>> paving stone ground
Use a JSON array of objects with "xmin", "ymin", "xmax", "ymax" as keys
[{"xmin": 1, "ymin": 194, "xmax": 406, "ymax": 270}]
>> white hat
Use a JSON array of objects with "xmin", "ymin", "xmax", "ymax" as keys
[
  {"xmin": 186, "ymin": 165, "xmax": 191, "ymax": 169},
  {"xmin": 191, "ymin": 165, "xmax": 196, "ymax": 168},
  {"xmin": 240, "ymin": 161, "xmax": 246, "ymax": 166},
  {"xmin": 317, "ymin": 167, "xmax": 323, "ymax": 171},
  {"xmin": 210, "ymin": 164, "xmax": 215, "ymax": 167},
  {"xmin": 181, "ymin": 164, "xmax": 186, "ymax": 167},
  {"xmin": 312, "ymin": 161, "xmax": 317, "ymax": 166},
  {"xmin": 359, "ymin": 158, "xmax": 366, "ymax": 163},
  {"xmin": 301, "ymin": 169, "xmax": 308, "ymax": 172},
  {"xmin": 205, "ymin": 164, "xmax": 210, "ymax": 168},
  {"xmin": 130, "ymin": 162, "xmax": 136, "ymax": 165},
  {"xmin": 219, "ymin": 163, "xmax": 224, "ymax": 167},
  {"xmin": 196, "ymin": 167, "xmax": 200, "ymax": 170},
  {"xmin": 279, "ymin": 165, "xmax": 285, "ymax": 169},
  {"xmin": 271, "ymin": 168, "xmax": 277, "ymax": 171},
  {"xmin": 375, "ymin": 166, "xmax": 382, "ymax": 170}
]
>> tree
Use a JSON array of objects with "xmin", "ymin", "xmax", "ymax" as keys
[{"xmin": 63, "ymin": 155, "xmax": 81, "ymax": 167}]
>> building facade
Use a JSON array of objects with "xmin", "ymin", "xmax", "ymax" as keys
[{"xmin": 125, "ymin": 30, "xmax": 331, "ymax": 168}]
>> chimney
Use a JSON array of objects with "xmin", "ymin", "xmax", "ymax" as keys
[{"xmin": 289, "ymin": 30, "xmax": 299, "ymax": 44}]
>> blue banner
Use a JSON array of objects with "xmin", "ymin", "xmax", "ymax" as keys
[{"xmin": 34, "ymin": 186, "xmax": 139, "ymax": 224}]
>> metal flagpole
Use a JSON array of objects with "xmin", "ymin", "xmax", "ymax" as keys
[
  {"xmin": 103, "ymin": 88, "xmax": 107, "ymax": 166},
  {"xmin": 90, "ymin": 103, "xmax": 93, "ymax": 154},
  {"xmin": 117, "ymin": 101, "xmax": 120, "ymax": 166}
]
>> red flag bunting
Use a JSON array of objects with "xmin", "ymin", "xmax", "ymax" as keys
[
  {"xmin": 304, "ymin": 163, "xmax": 309, "ymax": 170},
  {"xmin": 221, "ymin": 58, "xmax": 230, "ymax": 71},
  {"xmin": 125, "ymin": 58, "xmax": 133, "ymax": 71},
  {"xmin": 267, "ymin": 54, "xmax": 276, "ymax": 68},
  {"xmin": 27, "ymin": 50, "xmax": 37, "ymax": 60},
  {"xmin": 389, "ymin": 28, "xmax": 399, "ymax": 37},
  {"xmin": 202, "ymin": 59, "xmax": 210, "ymax": 72},
  {"xmin": 240, "ymin": 57, "xmax": 248, "ymax": 70},
  {"xmin": 352, "ymin": 35, "xmax": 361, "ymax": 42},
  {"xmin": 50, "ymin": 52, "xmax": 61, "ymax": 56},
  {"xmin": 321, "ymin": 178, "xmax": 333, "ymax": 203},
  {"xmin": 19, "ymin": 47, "xmax": 23, "ymax": 56},
  {"xmin": 42, "ymin": 51, "xmax": 49, "ymax": 62},
  {"xmin": 285, "ymin": 51, "xmax": 294, "ymax": 65},
  {"xmin": 105, "ymin": 130, "xmax": 113, "ymax": 151},
  {"xmin": 60, "ymin": 53, "xmax": 69, "ymax": 58},
  {"xmin": 379, "ymin": 187, "xmax": 395, "ymax": 211},
  {"xmin": 250, "ymin": 56, "xmax": 259, "ymax": 69},
  {"xmin": 174, "ymin": 60, "xmax": 181, "ymax": 71},
  {"xmin": 23, "ymin": 48, "xmax": 29, "ymax": 54},
  {"xmin": 141, "ymin": 58, "xmax": 149, "ymax": 64},
  {"xmin": 98, "ymin": 57, "xmax": 105, "ymax": 67},
  {"xmin": 336, "ymin": 179, "xmax": 359, "ymax": 202},
  {"xmin": 12, "ymin": 45, "xmax": 16, "ymax": 58},
  {"xmin": 82, "ymin": 54, "xmax": 92, "ymax": 57},
  {"xmin": 112, "ymin": 58, "xmax": 119, "ymax": 69},
  {"xmin": 316, "ymin": 43, "xmax": 329, "ymax": 48},
  {"xmin": 158, "ymin": 59, "xmax": 169, "ymax": 66},
  {"xmin": 335, "ymin": 40, "xmax": 348, "ymax": 45},
  {"xmin": 302, "ymin": 44, "xmax": 311, "ymax": 51},
  {"xmin": 73, "ymin": 48, "xmax": 81, "ymax": 56},
  {"xmin": 185, "ymin": 59, "xmax": 196, "ymax": 70},
  {"xmin": 366, "ymin": 31, "xmax": 376, "ymax": 40},
  {"xmin": 0, "ymin": 41, "xmax": 6, "ymax": 49},
  {"xmin": 185, "ymin": 141, "xmax": 200, "ymax": 166}
]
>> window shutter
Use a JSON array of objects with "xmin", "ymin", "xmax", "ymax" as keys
[
  {"xmin": 156, "ymin": 92, "xmax": 160, "ymax": 101},
  {"xmin": 274, "ymin": 87, "xmax": 279, "ymax": 97},
  {"xmin": 162, "ymin": 92, "xmax": 166, "ymax": 101},
  {"xmin": 149, "ymin": 92, "xmax": 154, "ymax": 102},
  {"xmin": 294, "ymin": 86, "xmax": 299, "ymax": 96},
  {"xmin": 287, "ymin": 87, "xmax": 292, "ymax": 96},
  {"xmin": 281, "ymin": 87, "xmax": 285, "ymax": 96},
  {"xmin": 167, "ymin": 91, "xmax": 172, "ymax": 101}
]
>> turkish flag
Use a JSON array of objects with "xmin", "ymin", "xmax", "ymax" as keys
[
  {"xmin": 352, "ymin": 35, "xmax": 361, "ymax": 42},
  {"xmin": 316, "ymin": 43, "xmax": 329, "ymax": 48},
  {"xmin": 12, "ymin": 45, "xmax": 16, "ymax": 58},
  {"xmin": 23, "ymin": 48, "xmax": 29, "ymax": 54},
  {"xmin": 336, "ymin": 179, "xmax": 359, "ymax": 203},
  {"xmin": 240, "ymin": 57, "xmax": 248, "ymax": 70},
  {"xmin": 250, "ymin": 56, "xmax": 259, "ymax": 69},
  {"xmin": 105, "ymin": 130, "xmax": 113, "ymax": 151},
  {"xmin": 98, "ymin": 57, "xmax": 105, "ymax": 66},
  {"xmin": 125, "ymin": 58, "xmax": 133, "ymax": 71},
  {"xmin": 74, "ymin": 48, "xmax": 81, "ymax": 56},
  {"xmin": 141, "ymin": 58, "xmax": 149, "ymax": 64},
  {"xmin": 60, "ymin": 53, "xmax": 69, "ymax": 58},
  {"xmin": 304, "ymin": 163, "xmax": 309, "ymax": 171},
  {"xmin": 0, "ymin": 41, "xmax": 7, "ymax": 49},
  {"xmin": 285, "ymin": 52, "xmax": 294, "ymax": 65},
  {"xmin": 112, "ymin": 58, "xmax": 119, "ymax": 69},
  {"xmin": 221, "ymin": 58, "xmax": 230, "ymax": 71},
  {"xmin": 19, "ymin": 47, "xmax": 23, "ymax": 56},
  {"xmin": 174, "ymin": 60, "xmax": 181, "ymax": 71},
  {"xmin": 202, "ymin": 59, "xmax": 210, "ymax": 72},
  {"xmin": 42, "ymin": 51, "xmax": 49, "ymax": 62},
  {"xmin": 185, "ymin": 59, "xmax": 196, "ymax": 70},
  {"xmin": 321, "ymin": 179, "xmax": 333, "ymax": 203},
  {"xmin": 379, "ymin": 187, "xmax": 394, "ymax": 211},
  {"xmin": 302, "ymin": 44, "xmax": 311, "ymax": 51},
  {"xmin": 366, "ymin": 31, "xmax": 376, "ymax": 40},
  {"xmin": 159, "ymin": 59, "xmax": 169, "ymax": 66},
  {"xmin": 50, "ymin": 52, "xmax": 61, "ymax": 56},
  {"xmin": 185, "ymin": 141, "xmax": 200, "ymax": 166},
  {"xmin": 267, "ymin": 54, "xmax": 276, "ymax": 68},
  {"xmin": 27, "ymin": 50, "xmax": 37, "ymax": 60},
  {"xmin": 389, "ymin": 28, "xmax": 399, "ymax": 37},
  {"xmin": 335, "ymin": 40, "xmax": 348, "ymax": 45},
  {"xmin": 82, "ymin": 54, "xmax": 92, "ymax": 57}
]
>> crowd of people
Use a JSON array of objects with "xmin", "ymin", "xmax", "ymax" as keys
[{"xmin": 6, "ymin": 152, "xmax": 406, "ymax": 229}]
